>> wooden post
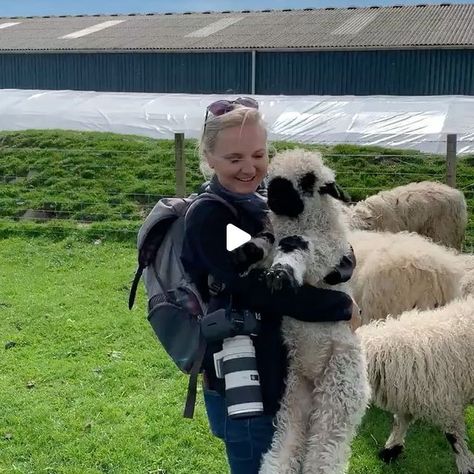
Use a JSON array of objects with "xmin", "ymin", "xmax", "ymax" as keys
[
  {"xmin": 446, "ymin": 134, "xmax": 457, "ymax": 188},
  {"xmin": 175, "ymin": 133, "xmax": 186, "ymax": 197}
]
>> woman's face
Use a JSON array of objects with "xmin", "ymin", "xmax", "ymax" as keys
[{"xmin": 206, "ymin": 123, "xmax": 268, "ymax": 194}]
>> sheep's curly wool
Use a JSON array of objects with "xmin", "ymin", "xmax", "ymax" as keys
[
  {"xmin": 357, "ymin": 296, "xmax": 474, "ymax": 474},
  {"xmin": 349, "ymin": 181, "xmax": 468, "ymax": 250},
  {"xmin": 349, "ymin": 230, "xmax": 464, "ymax": 324},
  {"xmin": 460, "ymin": 254, "xmax": 474, "ymax": 297},
  {"xmin": 258, "ymin": 149, "xmax": 370, "ymax": 474}
]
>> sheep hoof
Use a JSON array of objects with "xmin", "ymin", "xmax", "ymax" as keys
[
  {"xmin": 265, "ymin": 264, "xmax": 298, "ymax": 292},
  {"xmin": 378, "ymin": 445, "xmax": 403, "ymax": 463},
  {"xmin": 231, "ymin": 241, "xmax": 264, "ymax": 273}
]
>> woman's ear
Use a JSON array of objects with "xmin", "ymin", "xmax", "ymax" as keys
[
  {"xmin": 199, "ymin": 155, "xmax": 214, "ymax": 180},
  {"xmin": 203, "ymin": 150, "xmax": 214, "ymax": 169}
]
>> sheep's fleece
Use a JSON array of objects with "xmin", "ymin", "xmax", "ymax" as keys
[
  {"xmin": 349, "ymin": 230, "xmax": 464, "ymax": 324},
  {"xmin": 357, "ymin": 296, "xmax": 474, "ymax": 474},
  {"xmin": 348, "ymin": 181, "xmax": 468, "ymax": 250},
  {"xmin": 256, "ymin": 149, "xmax": 370, "ymax": 474},
  {"xmin": 460, "ymin": 254, "xmax": 474, "ymax": 297}
]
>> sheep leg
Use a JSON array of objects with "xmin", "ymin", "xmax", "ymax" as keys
[
  {"xmin": 265, "ymin": 236, "xmax": 313, "ymax": 291},
  {"xmin": 301, "ymin": 348, "xmax": 368, "ymax": 474},
  {"xmin": 443, "ymin": 417, "xmax": 474, "ymax": 474},
  {"xmin": 231, "ymin": 231, "xmax": 275, "ymax": 274},
  {"xmin": 259, "ymin": 368, "xmax": 312, "ymax": 474},
  {"xmin": 379, "ymin": 413, "xmax": 412, "ymax": 463}
]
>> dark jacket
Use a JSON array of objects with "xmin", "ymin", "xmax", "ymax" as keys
[{"xmin": 180, "ymin": 186, "xmax": 354, "ymax": 416}]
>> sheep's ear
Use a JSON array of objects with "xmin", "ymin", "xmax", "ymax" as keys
[
  {"xmin": 299, "ymin": 172, "xmax": 316, "ymax": 197},
  {"xmin": 319, "ymin": 182, "xmax": 351, "ymax": 202}
]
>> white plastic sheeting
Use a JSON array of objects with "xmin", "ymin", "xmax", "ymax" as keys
[{"xmin": 0, "ymin": 89, "xmax": 473, "ymax": 154}]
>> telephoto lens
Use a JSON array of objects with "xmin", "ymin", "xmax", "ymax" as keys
[{"xmin": 213, "ymin": 335, "xmax": 264, "ymax": 418}]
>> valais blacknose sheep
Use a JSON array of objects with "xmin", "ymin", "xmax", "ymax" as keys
[
  {"xmin": 256, "ymin": 149, "xmax": 370, "ymax": 474},
  {"xmin": 349, "ymin": 181, "xmax": 468, "ymax": 250},
  {"xmin": 349, "ymin": 230, "xmax": 464, "ymax": 324},
  {"xmin": 460, "ymin": 254, "xmax": 474, "ymax": 297},
  {"xmin": 357, "ymin": 296, "xmax": 474, "ymax": 474}
]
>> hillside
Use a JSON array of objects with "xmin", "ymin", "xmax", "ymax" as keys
[{"xmin": 0, "ymin": 130, "xmax": 472, "ymax": 247}]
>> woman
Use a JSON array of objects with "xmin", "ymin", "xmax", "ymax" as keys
[{"xmin": 180, "ymin": 98, "xmax": 357, "ymax": 474}]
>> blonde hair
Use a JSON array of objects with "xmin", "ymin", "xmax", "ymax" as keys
[{"xmin": 199, "ymin": 105, "xmax": 267, "ymax": 179}]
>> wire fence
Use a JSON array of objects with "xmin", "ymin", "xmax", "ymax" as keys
[{"xmin": 0, "ymin": 132, "xmax": 473, "ymax": 251}]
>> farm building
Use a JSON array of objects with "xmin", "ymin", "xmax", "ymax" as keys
[{"xmin": 0, "ymin": 4, "xmax": 473, "ymax": 95}]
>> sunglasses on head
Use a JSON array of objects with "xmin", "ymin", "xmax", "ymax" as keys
[
  {"xmin": 203, "ymin": 97, "xmax": 259, "ymax": 133},
  {"xmin": 206, "ymin": 97, "xmax": 259, "ymax": 117}
]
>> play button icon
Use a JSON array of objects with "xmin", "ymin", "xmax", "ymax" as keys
[{"xmin": 226, "ymin": 224, "xmax": 251, "ymax": 251}]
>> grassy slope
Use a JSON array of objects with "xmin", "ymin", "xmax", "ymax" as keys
[
  {"xmin": 1, "ymin": 237, "xmax": 472, "ymax": 473},
  {"xmin": 0, "ymin": 130, "xmax": 472, "ymax": 247}
]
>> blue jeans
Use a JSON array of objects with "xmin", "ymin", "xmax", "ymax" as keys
[{"xmin": 204, "ymin": 389, "xmax": 275, "ymax": 474}]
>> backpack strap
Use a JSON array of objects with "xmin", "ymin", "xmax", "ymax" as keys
[
  {"xmin": 183, "ymin": 336, "xmax": 207, "ymax": 418},
  {"xmin": 185, "ymin": 192, "xmax": 238, "ymax": 298},
  {"xmin": 181, "ymin": 193, "xmax": 238, "ymax": 417},
  {"xmin": 129, "ymin": 267, "xmax": 144, "ymax": 310},
  {"xmin": 185, "ymin": 192, "xmax": 238, "ymax": 221}
]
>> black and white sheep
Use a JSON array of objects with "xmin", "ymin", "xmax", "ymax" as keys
[{"xmin": 253, "ymin": 149, "xmax": 370, "ymax": 474}]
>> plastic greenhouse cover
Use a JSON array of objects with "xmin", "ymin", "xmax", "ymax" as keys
[{"xmin": 0, "ymin": 89, "xmax": 473, "ymax": 154}]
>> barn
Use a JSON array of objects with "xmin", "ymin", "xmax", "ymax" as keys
[{"xmin": 0, "ymin": 4, "xmax": 473, "ymax": 95}]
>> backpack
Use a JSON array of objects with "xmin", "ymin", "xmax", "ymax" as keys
[{"xmin": 128, "ymin": 192, "xmax": 237, "ymax": 418}]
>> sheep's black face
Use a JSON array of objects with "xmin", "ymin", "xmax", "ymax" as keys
[{"xmin": 267, "ymin": 177, "xmax": 304, "ymax": 218}]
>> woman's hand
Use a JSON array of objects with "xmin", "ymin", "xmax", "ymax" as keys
[{"xmin": 349, "ymin": 299, "xmax": 362, "ymax": 333}]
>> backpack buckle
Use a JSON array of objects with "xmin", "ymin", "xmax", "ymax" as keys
[{"xmin": 208, "ymin": 277, "xmax": 225, "ymax": 297}]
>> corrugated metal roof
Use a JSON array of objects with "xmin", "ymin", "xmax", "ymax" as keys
[{"xmin": 0, "ymin": 4, "xmax": 473, "ymax": 52}]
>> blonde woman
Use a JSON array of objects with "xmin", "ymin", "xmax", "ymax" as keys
[{"xmin": 180, "ymin": 98, "xmax": 356, "ymax": 474}]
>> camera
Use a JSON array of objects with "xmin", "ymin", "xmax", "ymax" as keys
[
  {"xmin": 201, "ymin": 306, "xmax": 263, "ymax": 418},
  {"xmin": 200, "ymin": 306, "xmax": 260, "ymax": 341}
]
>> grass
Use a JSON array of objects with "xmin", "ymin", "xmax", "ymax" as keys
[
  {"xmin": 0, "ymin": 237, "xmax": 224, "ymax": 474},
  {"xmin": 0, "ymin": 237, "xmax": 472, "ymax": 473},
  {"xmin": 0, "ymin": 129, "xmax": 473, "ymax": 247},
  {"xmin": 0, "ymin": 129, "xmax": 473, "ymax": 472}
]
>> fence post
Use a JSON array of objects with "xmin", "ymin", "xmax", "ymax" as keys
[
  {"xmin": 446, "ymin": 134, "xmax": 457, "ymax": 188},
  {"xmin": 175, "ymin": 133, "xmax": 186, "ymax": 197}
]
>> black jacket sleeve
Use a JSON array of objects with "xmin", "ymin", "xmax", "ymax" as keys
[{"xmin": 181, "ymin": 202, "xmax": 352, "ymax": 322}]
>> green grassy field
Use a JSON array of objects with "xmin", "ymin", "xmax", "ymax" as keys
[
  {"xmin": 0, "ymin": 130, "xmax": 473, "ymax": 473},
  {"xmin": 1, "ymin": 237, "xmax": 472, "ymax": 474}
]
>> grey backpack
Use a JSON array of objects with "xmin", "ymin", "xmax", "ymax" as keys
[{"xmin": 128, "ymin": 192, "xmax": 237, "ymax": 418}]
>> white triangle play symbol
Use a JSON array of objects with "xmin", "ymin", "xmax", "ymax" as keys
[{"xmin": 226, "ymin": 223, "xmax": 251, "ymax": 251}]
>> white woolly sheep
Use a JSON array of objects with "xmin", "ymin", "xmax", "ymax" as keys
[
  {"xmin": 349, "ymin": 230, "xmax": 464, "ymax": 324},
  {"xmin": 256, "ymin": 149, "xmax": 370, "ymax": 474},
  {"xmin": 357, "ymin": 296, "xmax": 474, "ymax": 474},
  {"xmin": 349, "ymin": 181, "xmax": 468, "ymax": 250},
  {"xmin": 460, "ymin": 254, "xmax": 474, "ymax": 297}
]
